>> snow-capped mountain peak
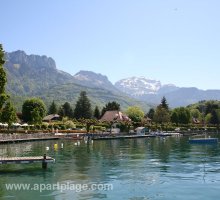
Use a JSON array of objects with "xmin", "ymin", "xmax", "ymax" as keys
[{"xmin": 115, "ymin": 77, "xmax": 162, "ymax": 96}]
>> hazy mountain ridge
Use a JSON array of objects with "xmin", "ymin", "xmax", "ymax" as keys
[
  {"xmin": 4, "ymin": 50, "xmax": 220, "ymax": 109},
  {"xmin": 73, "ymin": 70, "xmax": 118, "ymax": 92}
]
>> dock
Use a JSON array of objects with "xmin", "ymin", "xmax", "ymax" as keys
[
  {"xmin": 0, "ymin": 137, "xmax": 59, "ymax": 144},
  {"xmin": 0, "ymin": 154, "xmax": 55, "ymax": 169},
  {"xmin": 93, "ymin": 135, "xmax": 156, "ymax": 140}
]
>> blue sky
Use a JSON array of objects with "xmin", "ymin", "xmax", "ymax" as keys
[{"xmin": 1, "ymin": 0, "xmax": 220, "ymax": 89}]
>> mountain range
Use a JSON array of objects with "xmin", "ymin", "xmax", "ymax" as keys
[
  {"xmin": 4, "ymin": 50, "xmax": 150, "ymax": 111},
  {"xmin": 4, "ymin": 50, "xmax": 220, "ymax": 111}
]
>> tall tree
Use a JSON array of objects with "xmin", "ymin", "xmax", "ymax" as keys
[
  {"xmin": 1, "ymin": 101, "xmax": 17, "ymax": 126},
  {"xmin": 48, "ymin": 100, "xmax": 58, "ymax": 114},
  {"xmin": 74, "ymin": 91, "xmax": 92, "ymax": 119},
  {"xmin": 0, "ymin": 44, "xmax": 9, "ymax": 110},
  {"xmin": 93, "ymin": 106, "xmax": 101, "ymax": 119},
  {"xmin": 58, "ymin": 102, "xmax": 74, "ymax": 118},
  {"xmin": 153, "ymin": 105, "xmax": 170, "ymax": 124},
  {"xmin": 147, "ymin": 108, "xmax": 155, "ymax": 119},
  {"xmin": 22, "ymin": 98, "xmax": 46, "ymax": 123},
  {"xmin": 160, "ymin": 96, "xmax": 169, "ymax": 110},
  {"xmin": 101, "ymin": 101, "xmax": 120, "ymax": 116}
]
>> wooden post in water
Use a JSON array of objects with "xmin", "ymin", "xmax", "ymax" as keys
[{"xmin": 42, "ymin": 154, "xmax": 47, "ymax": 169}]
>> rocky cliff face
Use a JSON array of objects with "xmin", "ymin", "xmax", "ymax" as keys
[
  {"xmin": 4, "ymin": 50, "xmax": 74, "ymax": 95},
  {"xmin": 5, "ymin": 50, "xmax": 56, "ymax": 69}
]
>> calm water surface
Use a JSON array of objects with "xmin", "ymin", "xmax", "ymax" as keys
[{"xmin": 0, "ymin": 135, "xmax": 220, "ymax": 200}]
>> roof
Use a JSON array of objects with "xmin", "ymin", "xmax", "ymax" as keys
[
  {"xmin": 135, "ymin": 127, "xmax": 147, "ymax": 131},
  {"xmin": 192, "ymin": 117, "xmax": 200, "ymax": 124},
  {"xmin": 100, "ymin": 111, "xmax": 131, "ymax": 122},
  {"xmin": 43, "ymin": 114, "xmax": 60, "ymax": 121}
]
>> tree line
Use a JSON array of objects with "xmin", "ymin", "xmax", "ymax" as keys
[{"xmin": 1, "ymin": 44, "xmax": 220, "ymax": 128}]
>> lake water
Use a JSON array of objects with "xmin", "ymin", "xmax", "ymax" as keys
[{"xmin": 0, "ymin": 135, "xmax": 220, "ymax": 200}]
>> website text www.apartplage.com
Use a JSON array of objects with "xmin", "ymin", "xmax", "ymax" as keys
[{"xmin": 5, "ymin": 182, "xmax": 113, "ymax": 193}]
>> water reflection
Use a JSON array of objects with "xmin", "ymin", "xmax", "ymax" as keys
[{"xmin": 0, "ymin": 135, "xmax": 220, "ymax": 199}]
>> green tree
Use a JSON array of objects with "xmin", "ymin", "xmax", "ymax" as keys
[
  {"xmin": 0, "ymin": 101, "xmax": 17, "ymax": 126},
  {"xmin": 153, "ymin": 105, "xmax": 170, "ymax": 124},
  {"xmin": 126, "ymin": 106, "xmax": 144, "ymax": 122},
  {"xmin": 210, "ymin": 109, "xmax": 220, "ymax": 125},
  {"xmin": 205, "ymin": 101, "xmax": 219, "ymax": 115},
  {"xmin": 171, "ymin": 110, "xmax": 179, "ymax": 125},
  {"xmin": 205, "ymin": 113, "xmax": 212, "ymax": 124},
  {"xmin": 59, "ymin": 102, "xmax": 74, "ymax": 118},
  {"xmin": 147, "ymin": 108, "xmax": 155, "ymax": 119},
  {"xmin": 0, "ymin": 44, "xmax": 9, "ymax": 110},
  {"xmin": 94, "ymin": 106, "xmax": 101, "ymax": 119},
  {"xmin": 31, "ymin": 108, "xmax": 42, "ymax": 125},
  {"xmin": 171, "ymin": 107, "xmax": 191, "ymax": 125},
  {"xmin": 190, "ymin": 108, "xmax": 201, "ymax": 119},
  {"xmin": 22, "ymin": 98, "xmax": 46, "ymax": 123},
  {"xmin": 178, "ymin": 107, "xmax": 191, "ymax": 124},
  {"xmin": 161, "ymin": 96, "xmax": 169, "ymax": 110},
  {"xmin": 74, "ymin": 91, "xmax": 92, "ymax": 119},
  {"xmin": 48, "ymin": 100, "xmax": 58, "ymax": 114},
  {"xmin": 101, "ymin": 101, "xmax": 120, "ymax": 116}
]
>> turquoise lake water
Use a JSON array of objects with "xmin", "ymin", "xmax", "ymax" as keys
[{"xmin": 0, "ymin": 135, "xmax": 220, "ymax": 200}]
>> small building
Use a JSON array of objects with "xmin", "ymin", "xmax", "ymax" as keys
[
  {"xmin": 100, "ymin": 111, "xmax": 131, "ymax": 122},
  {"xmin": 43, "ymin": 114, "xmax": 60, "ymax": 122},
  {"xmin": 135, "ymin": 127, "xmax": 148, "ymax": 135}
]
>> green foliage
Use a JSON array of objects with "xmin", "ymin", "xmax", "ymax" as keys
[
  {"xmin": 147, "ymin": 108, "xmax": 155, "ymax": 119},
  {"xmin": 205, "ymin": 113, "xmax": 212, "ymax": 124},
  {"xmin": 31, "ymin": 108, "xmax": 42, "ymax": 125},
  {"xmin": 59, "ymin": 102, "xmax": 74, "ymax": 118},
  {"xmin": 171, "ymin": 107, "xmax": 191, "ymax": 125},
  {"xmin": 64, "ymin": 120, "xmax": 76, "ymax": 129},
  {"xmin": 74, "ymin": 91, "xmax": 92, "ymax": 119},
  {"xmin": 22, "ymin": 98, "xmax": 46, "ymax": 123},
  {"xmin": 0, "ymin": 44, "xmax": 9, "ymax": 110},
  {"xmin": 48, "ymin": 100, "xmax": 57, "ymax": 114},
  {"xmin": 190, "ymin": 108, "xmax": 201, "ymax": 119},
  {"xmin": 187, "ymin": 100, "xmax": 220, "ymax": 126},
  {"xmin": 101, "ymin": 101, "xmax": 120, "ymax": 116},
  {"xmin": 171, "ymin": 111, "xmax": 179, "ymax": 125},
  {"xmin": 210, "ymin": 109, "xmax": 220, "ymax": 125},
  {"xmin": 153, "ymin": 105, "xmax": 170, "ymax": 124},
  {"xmin": 93, "ymin": 106, "xmax": 100, "ymax": 119},
  {"xmin": 126, "ymin": 106, "xmax": 144, "ymax": 122},
  {"xmin": 0, "ymin": 101, "xmax": 17, "ymax": 126},
  {"xmin": 161, "ymin": 96, "xmax": 169, "ymax": 110}
]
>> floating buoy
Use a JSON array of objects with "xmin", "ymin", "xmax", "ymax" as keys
[
  {"xmin": 54, "ymin": 144, "xmax": 58, "ymax": 151},
  {"xmin": 74, "ymin": 142, "xmax": 78, "ymax": 146},
  {"xmin": 61, "ymin": 143, "xmax": 64, "ymax": 148},
  {"xmin": 46, "ymin": 147, "xmax": 49, "ymax": 151}
]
